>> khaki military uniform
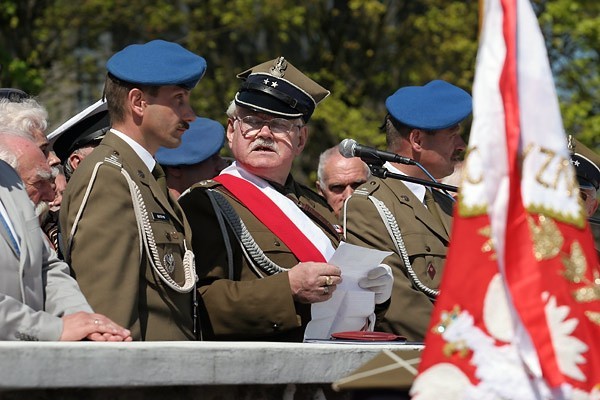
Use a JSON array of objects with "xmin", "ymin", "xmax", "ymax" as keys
[
  {"xmin": 179, "ymin": 176, "xmax": 341, "ymax": 342},
  {"xmin": 60, "ymin": 131, "xmax": 195, "ymax": 341},
  {"xmin": 343, "ymin": 177, "xmax": 453, "ymax": 342}
]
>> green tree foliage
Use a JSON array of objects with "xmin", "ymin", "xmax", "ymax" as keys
[
  {"xmin": 0, "ymin": 0, "xmax": 597, "ymax": 185},
  {"xmin": 535, "ymin": 0, "xmax": 600, "ymax": 149}
]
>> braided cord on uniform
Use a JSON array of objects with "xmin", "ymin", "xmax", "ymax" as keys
[
  {"xmin": 208, "ymin": 189, "xmax": 289, "ymax": 276},
  {"xmin": 123, "ymin": 169, "xmax": 196, "ymax": 293},
  {"xmin": 66, "ymin": 161, "xmax": 107, "ymax": 263},
  {"xmin": 368, "ymin": 196, "xmax": 439, "ymax": 299}
]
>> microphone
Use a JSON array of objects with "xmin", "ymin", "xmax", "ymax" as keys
[{"xmin": 339, "ymin": 138, "xmax": 416, "ymax": 165}]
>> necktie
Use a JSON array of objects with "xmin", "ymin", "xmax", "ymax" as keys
[
  {"xmin": 0, "ymin": 210, "xmax": 20, "ymax": 255},
  {"xmin": 152, "ymin": 163, "xmax": 168, "ymax": 197},
  {"xmin": 424, "ymin": 188, "xmax": 444, "ymax": 226}
]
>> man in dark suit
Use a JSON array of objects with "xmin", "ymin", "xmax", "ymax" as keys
[
  {"xmin": 60, "ymin": 40, "xmax": 206, "ymax": 340},
  {"xmin": 0, "ymin": 130, "xmax": 130, "ymax": 341},
  {"xmin": 343, "ymin": 80, "xmax": 472, "ymax": 342}
]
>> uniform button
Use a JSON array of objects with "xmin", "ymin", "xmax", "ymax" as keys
[
  {"xmin": 272, "ymin": 323, "xmax": 280, "ymax": 330},
  {"xmin": 165, "ymin": 232, "xmax": 171, "ymax": 240},
  {"xmin": 401, "ymin": 195, "xmax": 410, "ymax": 201},
  {"xmin": 274, "ymin": 240, "xmax": 281, "ymax": 247},
  {"xmin": 370, "ymin": 181, "xmax": 376, "ymax": 185},
  {"xmin": 138, "ymin": 170, "xmax": 145, "ymax": 178},
  {"xmin": 425, "ymin": 246, "xmax": 431, "ymax": 252}
]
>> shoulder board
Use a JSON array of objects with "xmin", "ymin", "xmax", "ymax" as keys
[
  {"xmin": 181, "ymin": 179, "xmax": 222, "ymax": 198},
  {"xmin": 101, "ymin": 153, "xmax": 123, "ymax": 170},
  {"xmin": 297, "ymin": 183, "xmax": 328, "ymax": 206},
  {"xmin": 353, "ymin": 178, "xmax": 380, "ymax": 196}
]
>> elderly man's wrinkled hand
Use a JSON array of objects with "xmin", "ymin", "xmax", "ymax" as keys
[{"xmin": 59, "ymin": 312, "xmax": 132, "ymax": 341}]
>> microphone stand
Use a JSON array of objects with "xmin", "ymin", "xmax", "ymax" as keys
[
  {"xmin": 370, "ymin": 164, "xmax": 600, "ymax": 227},
  {"xmin": 368, "ymin": 164, "xmax": 458, "ymax": 199}
]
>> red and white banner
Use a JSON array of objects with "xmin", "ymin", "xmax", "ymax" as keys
[{"xmin": 411, "ymin": 0, "xmax": 600, "ymax": 398}]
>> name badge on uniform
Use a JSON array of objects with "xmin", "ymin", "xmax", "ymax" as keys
[
  {"xmin": 152, "ymin": 212, "xmax": 170, "ymax": 222},
  {"xmin": 164, "ymin": 252, "xmax": 175, "ymax": 274}
]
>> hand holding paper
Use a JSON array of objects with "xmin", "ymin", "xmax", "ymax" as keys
[{"xmin": 303, "ymin": 242, "xmax": 393, "ymax": 341}]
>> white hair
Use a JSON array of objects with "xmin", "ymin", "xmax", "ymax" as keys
[{"xmin": 0, "ymin": 98, "xmax": 48, "ymax": 137}]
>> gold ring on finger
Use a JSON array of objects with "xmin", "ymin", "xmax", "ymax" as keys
[
  {"xmin": 325, "ymin": 276, "xmax": 333, "ymax": 286},
  {"xmin": 323, "ymin": 285, "xmax": 330, "ymax": 295}
]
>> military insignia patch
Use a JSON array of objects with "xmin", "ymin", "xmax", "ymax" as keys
[
  {"xmin": 427, "ymin": 263, "xmax": 436, "ymax": 279},
  {"xmin": 163, "ymin": 252, "xmax": 175, "ymax": 274}
]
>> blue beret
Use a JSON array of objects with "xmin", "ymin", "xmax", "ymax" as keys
[
  {"xmin": 155, "ymin": 117, "xmax": 225, "ymax": 166},
  {"xmin": 235, "ymin": 57, "xmax": 330, "ymax": 122},
  {"xmin": 106, "ymin": 40, "xmax": 207, "ymax": 90},
  {"xmin": 385, "ymin": 80, "xmax": 472, "ymax": 130}
]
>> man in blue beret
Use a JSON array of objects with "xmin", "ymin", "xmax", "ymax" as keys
[
  {"xmin": 343, "ymin": 80, "xmax": 472, "ymax": 342},
  {"xmin": 155, "ymin": 116, "xmax": 228, "ymax": 199},
  {"xmin": 60, "ymin": 40, "xmax": 206, "ymax": 340},
  {"xmin": 179, "ymin": 57, "xmax": 393, "ymax": 341}
]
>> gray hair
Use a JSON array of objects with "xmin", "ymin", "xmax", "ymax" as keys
[
  {"xmin": 317, "ymin": 145, "xmax": 371, "ymax": 186},
  {"xmin": 0, "ymin": 98, "xmax": 48, "ymax": 136},
  {"xmin": 226, "ymin": 100, "xmax": 237, "ymax": 118}
]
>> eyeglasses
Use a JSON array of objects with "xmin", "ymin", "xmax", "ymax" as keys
[
  {"xmin": 234, "ymin": 116, "xmax": 303, "ymax": 139},
  {"xmin": 580, "ymin": 187, "xmax": 597, "ymax": 202}
]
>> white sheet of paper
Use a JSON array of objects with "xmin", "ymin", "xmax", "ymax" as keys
[{"xmin": 303, "ymin": 242, "xmax": 392, "ymax": 341}]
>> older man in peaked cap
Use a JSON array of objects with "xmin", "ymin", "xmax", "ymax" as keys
[
  {"xmin": 40, "ymin": 99, "xmax": 109, "ymax": 256},
  {"xmin": 179, "ymin": 57, "xmax": 393, "ymax": 341},
  {"xmin": 568, "ymin": 135, "xmax": 600, "ymax": 218},
  {"xmin": 343, "ymin": 80, "xmax": 472, "ymax": 342},
  {"xmin": 155, "ymin": 116, "xmax": 228, "ymax": 199},
  {"xmin": 60, "ymin": 40, "xmax": 206, "ymax": 340},
  {"xmin": 49, "ymin": 99, "xmax": 110, "ymax": 181}
]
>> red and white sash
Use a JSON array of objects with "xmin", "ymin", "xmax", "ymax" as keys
[{"xmin": 215, "ymin": 164, "xmax": 335, "ymax": 262}]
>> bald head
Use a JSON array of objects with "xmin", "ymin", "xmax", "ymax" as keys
[{"xmin": 317, "ymin": 146, "xmax": 370, "ymax": 217}]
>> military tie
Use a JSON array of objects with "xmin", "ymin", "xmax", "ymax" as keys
[
  {"xmin": 424, "ymin": 188, "xmax": 444, "ymax": 226},
  {"xmin": 152, "ymin": 163, "xmax": 169, "ymax": 197}
]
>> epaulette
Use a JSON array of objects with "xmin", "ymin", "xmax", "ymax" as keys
[
  {"xmin": 180, "ymin": 179, "xmax": 222, "ymax": 199},
  {"xmin": 191, "ymin": 179, "xmax": 221, "ymax": 190},
  {"xmin": 102, "ymin": 153, "xmax": 123, "ymax": 169},
  {"xmin": 352, "ymin": 178, "xmax": 380, "ymax": 196},
  {"xmin": 297, "ymin": 182, "xmax": 329, "ymax": 207}
]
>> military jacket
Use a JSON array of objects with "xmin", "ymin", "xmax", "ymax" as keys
[
  {"xmin": 343, "ymin": 176, "xmax": 454, "ymax": 342},
  {"xmin": 60, "ymin": 131, "xmax": 195, "ymax": 341},
  {"xmin": 179, "ymin": 175, "xmax": 341, "ymax": 341}
]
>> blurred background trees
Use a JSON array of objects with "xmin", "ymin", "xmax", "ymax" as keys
[{"xmin": 1, "ymin": 0, "xmax": 598, "ymax": 186}]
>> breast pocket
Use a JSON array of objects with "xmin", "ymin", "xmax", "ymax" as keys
[
  {"xmin": 148, "ymin": 219, "xmax": 186, "ymax": 285},
  {"xmin": 401, "ymin": 232, "xmax": 447, "ymax": 286}
]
